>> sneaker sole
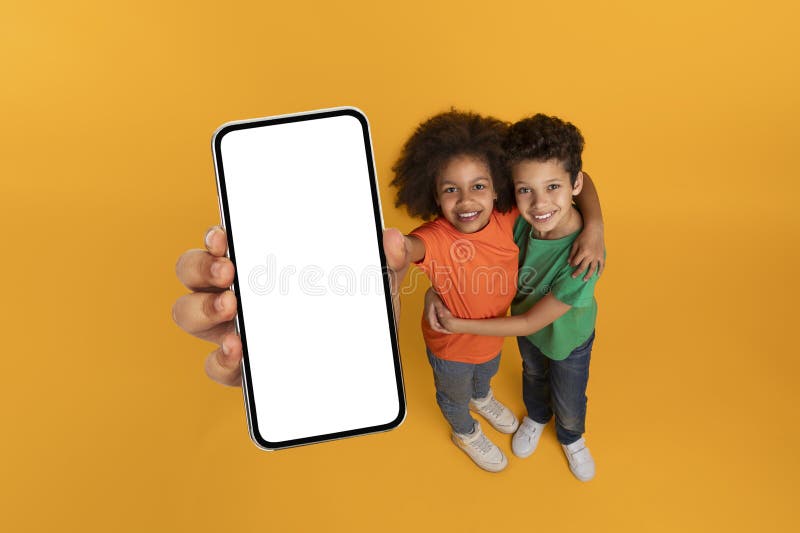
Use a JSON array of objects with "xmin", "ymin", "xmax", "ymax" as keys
[
  {"xmin": 569, "ymin": 467, "xmax": 595, "ymax": 482},
  {"xmin": 450, "ymin": 434, "xmax": 508, "ymax": 473}
]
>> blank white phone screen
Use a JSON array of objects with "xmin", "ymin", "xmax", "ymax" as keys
[{"xmin": 213, "ymin": 109, "xmax": 403, "ymax": 449}]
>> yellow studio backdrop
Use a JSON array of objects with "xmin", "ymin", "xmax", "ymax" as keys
[{"xmin": 2, "ymin": 1, "xmax": 798, "ymax": 531}]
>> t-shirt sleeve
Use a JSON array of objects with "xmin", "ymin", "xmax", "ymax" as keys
[
  {"xmin": 513, "ymin": 214, "xmax": 530, "ymax": 248},
  {"xmin": 409, "ymin": 220, "xmax": 441, "ymax": 270},
  {"xmin": 550, "ymin": 265, "xmax": 599, "ymax": 308}
]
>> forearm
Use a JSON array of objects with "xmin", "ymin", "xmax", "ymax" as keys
[
  {"xmin": 575, "ymin": 173, "xmax": 604, "ymax": 230},
  {"xmin": 404, "ymin": 234, "xmax": 426, "ymax": 263},
  {"xmin": 445, "ymin": 294, "xmax": 571, "ymax": 337},
  {"xmin": 448, "ymin": 314, "xmax": 537, "ymax": 337}
]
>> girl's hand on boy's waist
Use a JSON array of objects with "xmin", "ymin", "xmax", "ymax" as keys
[
  {"xmin": 424, "ymin": 288, "xmax": 452, "ymax": 335},
  {"xmin": 435, "ymin": 305, "xmax": 461, "ymax": 334}
]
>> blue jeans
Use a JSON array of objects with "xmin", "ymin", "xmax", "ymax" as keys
[
  {"xmin": 518, "ymin": 331, "xmax": 595, "ymax": 445},
  {"xmin": 426, "ymin": 348, "xmax": 501, "ymax": 435}
]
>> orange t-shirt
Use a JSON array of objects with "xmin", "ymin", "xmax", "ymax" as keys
[{"xmin": 410, "ymin": 207, "xmax": 520, "ymax": 363}]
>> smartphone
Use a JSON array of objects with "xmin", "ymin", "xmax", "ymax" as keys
[{"xmin": 211, "ymin": 107, "xmax": 405, "ymax": 450}]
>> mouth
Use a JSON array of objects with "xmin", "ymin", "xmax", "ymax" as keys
[
  {"xmin": 456, "ymin": 210, "xmax": 481, "ymax": 222},
  {"xmin": 530, "ymin": 211, "xmax": 556, "ymax": 223}
]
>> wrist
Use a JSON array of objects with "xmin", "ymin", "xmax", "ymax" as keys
[
  {"xmin": 447, "ymin": 318, "xmax": 465, "ymax": 334},
  {"xmin": 585, "ymin": 217, "xmax": 604, "ymax": 229},
  {"xmin": 583, "ymin": 221, "xmax": 604, "ymax": 235}
]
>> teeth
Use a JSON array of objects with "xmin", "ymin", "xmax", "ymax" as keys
[
  {"xmin": 458, "ymin": 211, "xmax": 478, "ymax": 218},
  {"xmin": 534, "ymin": 212, "xmax": 553, "ymax": 220}
]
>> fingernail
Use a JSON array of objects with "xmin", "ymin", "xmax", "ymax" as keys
[
  {"xmin": 222, "ymin": 342, "xmax": 230, "ymax": 355},
  {"xmin": 205, "ymin": 227, "xmax": 217, "ymax": 249},
  {"xmin": 210, "ymin": 260, "xmax": 223, "ymax": 279},
  {"xmin": 214, "ymin": 293, "xmax": 226, "ymax": 312}
]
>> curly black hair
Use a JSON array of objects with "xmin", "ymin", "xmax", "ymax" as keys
[
  {"xmin": 391, "ymin": 110, "xmax": 513, "ymax": 221},
  {"xmin": 504, "ymin": 114, "xmax": 584, "ymax": 185}
]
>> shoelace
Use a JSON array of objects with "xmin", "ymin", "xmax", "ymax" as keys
[
  {"xmin": 469, "ymin": 433, "xmax": 494, "ymax": 454},
  {"xmin": 480, "ymin": 398, "xmax": 505, "ymax": 418}
]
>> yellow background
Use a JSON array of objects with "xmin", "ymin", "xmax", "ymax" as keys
[{"xmin": 3, "ymin": 1, "xmax": 798, "ymax": 531}]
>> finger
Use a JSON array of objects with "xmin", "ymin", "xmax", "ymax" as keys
[
  {"xmin": 430, "ymin": 311, "xmax": 448, "ymax": 333},
  {"xmin": 568, "ymin": 242, "xmax": 579, "ymax": 265},
  {"xmin": 583, "ymin": 260, "xmax": 599, "ymax": 281},
  {"xmin": 172, "ymin": 290, "xmax": 238, "ymax": 341},
  {"xmin": 432, "ymin": 311, "xmax": 451, "ymax": 334},
  {"xmin": 205, "ymin": 332, "xmax": 243, "ymax": 387},
  {"xmin": 176, "ymin": 249, "xmax": 235, "ymax": 292},
  {"xmin": 426, "ymin": 305, "xmax": 437, "ymax": 328},
  {"xmin": 436, "ymin": 320, "xmax": 453, "ymax": 335},
  {"xmin": 598, "ymin": 259, "xmax": 605, "ymax": 277},
  {"xmin": 426, "ymin": 300, "xmax": 445, "ymax": 332},
  {"xmin": 205, "ymin": 225, "xmax": 229, "ymax": 257},
  {"xmin": 569, "ymin": 246, "xmax": 589, "ymax": 267},
  {"xmin": 430, "ymin": 319, "xmax": 445, "ymax": 333},
  {"xmin": 571, "ymin": 258, "xmax": 589, "ymax": 279},
  {"xmin": 382, "ymin": 228, "xmax": 407, "ymax": 271}
]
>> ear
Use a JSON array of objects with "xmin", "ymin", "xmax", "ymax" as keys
[{"xmin": 572, "ymin": 171, "xmax": 584, "ymax": 196}]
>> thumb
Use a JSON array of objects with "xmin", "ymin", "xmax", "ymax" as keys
[{"xmin": 382, "ymin": 228, "xmax": 408, "ymax": 272}]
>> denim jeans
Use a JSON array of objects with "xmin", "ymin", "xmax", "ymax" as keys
[
  {"xmin": 426, "ymin": 348, "xmax": 501, "ymax": 435},
  {"xmin": 517, "ymin": 331, "xmax": 595, "ymax": 445}
]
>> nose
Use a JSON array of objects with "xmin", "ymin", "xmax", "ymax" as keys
[{"xmin": 457, "ymin": 189, "xmax": 474, "ymax": 204}]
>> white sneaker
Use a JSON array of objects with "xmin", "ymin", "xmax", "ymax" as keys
[
  {"xmin": 511, "ymin": 417, "xmax": 546, "ymax": 458},
  {"xmin": 561, "ymin": 437, "xmax": 595, "ymax": 482},
  {"xmin": 451, "ymin": 422, "xmax": 508, "ymax": 473},
  {"xmin": 469, "ymin": 389, "xmax": 519, "ymax": 434}
]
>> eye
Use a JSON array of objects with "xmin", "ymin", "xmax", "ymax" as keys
[
  {"xmin": 474, "ymin": 183, "xmax": 486, "ymax": 190},
  {"xmin": 547, "ymin": 184, "xmax": 560, "ymax": 191},
  {"xmin": 517, "ymin": 186, "xmax": 531, "ymax": 194},
  {"xmin": 443, "ymin": 186, "xmax": 457, "ymax": 193}
]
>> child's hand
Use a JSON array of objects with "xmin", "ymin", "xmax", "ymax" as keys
[
  {"xmin": 173, "ymin": 225, "xmax": 243, "ymax": 386},
  {"xmin": 436, "ymin": 305, "xmax": 460, "ymax": 333},
  {"xmin": 569, "ymin": 223, "xmax": 605, "ymax": 280},
  {"xmin": 383, "ymin": 228, "xmax": 411, "ymax": 299},
  {"xmin": 383, "ymin": 228, "xmax": 414, "ymax": 329},
  {"xmin": 424, "ymin": 288, "xmax": 451, "ymax": 334}
]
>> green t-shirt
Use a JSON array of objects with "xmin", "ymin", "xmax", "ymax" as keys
[{"xmin": 511, "ymin": 216, "xmax": 600, "ymax": 360}]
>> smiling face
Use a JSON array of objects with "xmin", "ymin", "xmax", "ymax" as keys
[
  {"xmin": 513, "ymin": 158, "xmax": 583, "ymax": 239},
  {"xmin": 435, "ymin": 155, "xmax": 497, "ymax": 234}
]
